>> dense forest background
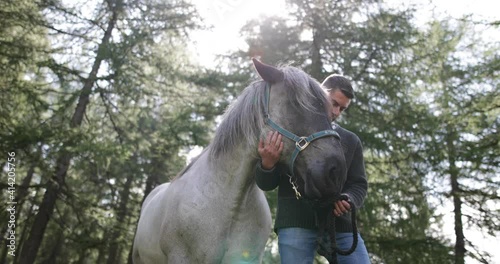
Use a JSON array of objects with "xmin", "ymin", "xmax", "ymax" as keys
[{"xmin": 0, "ymin": 0, "xmax": 498, "ymax": 263}]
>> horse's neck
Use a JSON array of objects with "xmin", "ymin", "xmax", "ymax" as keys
[
  {"xmin": 210, "ymin": 145, "xmax": 256, "ymax": 186},
  {"xmin": 199, "ymin": 144, "xmax": 258, "ymax": 206}
]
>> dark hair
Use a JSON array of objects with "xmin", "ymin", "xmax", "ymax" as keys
[{"xmin": 321, "ymin": 74, "xmax": 355, "ymax": 99}]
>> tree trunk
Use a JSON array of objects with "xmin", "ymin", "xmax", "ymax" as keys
[
  {"xmin": 126, "ymin": 171, "xmax": 159, "ymax": 264},
  {"xmin": 18, "ymin": 1, "xmax": 121, "ymax": 262},
  {"xmin": 446, "ymin": 124, "xmax": 466, "ymax": 264},
  {"xmin": 107, "ymin": 169, "xmax": 134, "ymax": 264},
  {"xmin": 0, "ymin": 233, "xmax": 7, "ymax": 263},
  {"xmin": 0, "ymin": 162, "xmax": 36, "ymax": 264},
  {"xmin": 96, "ymin": 229, "xmax": 109, "ymax": 264},
  {"xmin": 127, "ymin": 151, "xmax": 166, "ymax": 264},
  {"xmin": 310, "ymin": 17, "xmax": 324, "ymax": 81},
  {"xmin": 76, "ymin": 248, "xmax": 88, "ymax": 264},
  {"xmin": 40, "ymin": 228, "xmax": 64, "ymax": 264},
  {"xmin": 15, "ymin": 202, "xmax": 36, "ymax": 264}
]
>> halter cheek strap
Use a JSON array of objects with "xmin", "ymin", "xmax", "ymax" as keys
[{"xmin": 262, "ymin": 82, "xmax": 340, "ymax": 199}]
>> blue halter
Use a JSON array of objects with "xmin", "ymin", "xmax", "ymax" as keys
[{"xmin": 263, "ymin": 82, "xmax": 340, "ymax": 199}]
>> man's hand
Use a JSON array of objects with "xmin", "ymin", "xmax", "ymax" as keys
[
  {"xmin": 333, "ymin": 200, "xmax": 351, "ymax": 217},
  {"xmin": 258, "ymin": 131, "xmax": 283, "ymax": 170}
]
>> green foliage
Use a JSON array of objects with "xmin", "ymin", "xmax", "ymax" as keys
[
  {"xmin": 0, "ymin": 0, "xmax": 229, "ymax": 263},
  {"xmin": 410, "ymin": 19, "xmax": 499, "ymax": 263},
  {"xmin": 241, "ymin": 16, "xmax": 308, "ymax": 66}
]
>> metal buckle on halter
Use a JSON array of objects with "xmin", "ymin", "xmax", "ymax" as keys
[{"xmin": 296, "ymin": 137, "xmax": 310, "ymax": 151}]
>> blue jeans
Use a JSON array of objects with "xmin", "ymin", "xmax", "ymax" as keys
[{"xmin": 278, "ymin": 228, "xmax": 370, "ymax": 264}]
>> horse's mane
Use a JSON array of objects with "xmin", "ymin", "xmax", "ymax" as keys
[{"xmin": 209, "ymin": 65, "xmax": 329, "ymax": 161}]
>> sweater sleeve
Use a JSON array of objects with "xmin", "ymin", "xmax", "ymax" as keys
[
  {"xmin": 255, "ymin": 162, "xmax": 281, "ymax": 191},
  {"xmin": 342, "ymin": 138, "xmax": 368, "ymax": 209}
]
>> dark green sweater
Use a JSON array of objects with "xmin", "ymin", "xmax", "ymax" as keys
[{"xmin": 255, "ymin": 125, "xmax": 368, "ymax": 232}]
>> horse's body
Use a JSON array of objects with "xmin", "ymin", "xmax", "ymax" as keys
[
  {"xmin": 133, "ymin": 59, "xmax": 346, "ymax": 263},
  {"xmin": 133, "ymin": 151, "xmax": 270, "ymax": 263}
]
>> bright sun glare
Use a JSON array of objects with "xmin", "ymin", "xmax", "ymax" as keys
[{"xmin": 190, "ymin": 0, "xmax": 286, "ymax": 67}]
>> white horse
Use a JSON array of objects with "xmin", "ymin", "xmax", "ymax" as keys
[{"xmin": 132, "ymin": 59, "xmax": 346, "ymax": 263}]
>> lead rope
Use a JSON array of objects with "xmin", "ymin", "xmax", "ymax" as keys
[{"xmin": 316, "ymin": 196, "xmax": 358, "ymax": 263}]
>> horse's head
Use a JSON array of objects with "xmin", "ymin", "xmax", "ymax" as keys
[{"xmin": 253, "ymin": 58, "xmax": 347, "ymax": 200}]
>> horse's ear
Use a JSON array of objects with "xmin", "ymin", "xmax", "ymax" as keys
[{"xmin": 252, "ymin": 58, "xmax": 284, "ymax": 83}]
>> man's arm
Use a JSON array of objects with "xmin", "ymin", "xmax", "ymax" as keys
[
  {"xmin": 334, "ymin": 136, "xmax": 368, "ymax": 216},
  {"xmin": 343, "ymin": 138, "xmax": 368, "ymax": 207}
]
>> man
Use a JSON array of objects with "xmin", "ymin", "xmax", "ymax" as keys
[{"xmin": 255, "ymin": 74, "xmax": 370, "ymax": 263}]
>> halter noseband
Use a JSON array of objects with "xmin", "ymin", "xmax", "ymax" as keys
[{"xmin": 263, "ymin": 82, "xmax": 340, "ymax": 199}]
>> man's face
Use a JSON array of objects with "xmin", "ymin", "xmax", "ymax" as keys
[{"xmin": 328, "ymin": 89, "xmax": 351, "ymax": 122}]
